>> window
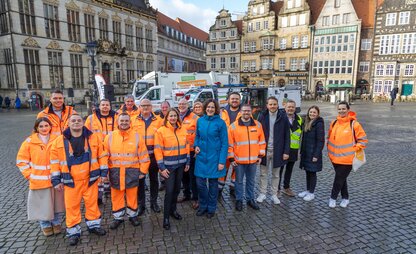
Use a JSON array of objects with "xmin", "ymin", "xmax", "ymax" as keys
[
  {"xmin": 384, "ymin": 80, "xmax": 393, "ymax": 93},
  {"xmin": 146, "ymin": 88, "xmax": 160, "ymax": 101},
  {"xmin": 230, "ymin": 57, "xmax": 236, "ymax": 69},
  {"xmin": 374, "ymin": 80, "xmax": 383, "ymax": 93},
  {"xmin": 231, "ymin": 30, "xmax": 236, "ymax": 37},
  {"xmin": 375, "ymin": 65, "xmax": 384, "ymax": 76},
  {"xmin": 399, "ymin": 11, "xmax": 410, "ymax": 25},
  {"xmin": 83, "ymin": 14, "xmax": 95, "ymax": 42},
  {"xmin": 404, "ymin": 65, "xmax": 414, "ymax": 76},
  {"xmin": 248, "ymin": 22, "xmax": 253, "ymax": 32},
  {"xmin": 299, "ymin": 58, "xmax": 306, "ymax": 70},
  {"xmin": 210, "ymin": 58, "xmax": 216, "ymax": 69},
  {"xmin": 220, "ymin": 31, "xmax": 226, "ymax": 38},
  {"xmin": 244, "ymin": 41, "xmax": 249, "ymax": 52},
  {"xmin": 280, "ymin": 38, "xmax": 287, "ymax": 49},
  {"xmin": 292, "ymin": 36, "xmax": 299, "ymax": 48},
  {"xmin": 262, "ymin": 38, "xmax": 273, "ymax": 50},
  {"xmin": 211, "ymin": 31, "xmax": 216, "ymax": 39},
  {"xmin": 220, "ymin": 57, "xmax": 226, "ymax": 69},
  {"xmin": 220, "ymin": 19, "xmax": 226, "ymax": 27},
  {"xmin": 386, "ymin": 64, "xmax": 394, "ymax": 76},
  {"xmin": 251, "ymin": 41, "xmax": 256, "ymax": 52},
  {"xmin": 361, "ymin": 39, "xmax": 372, "ymax": 50},
  {"xmin": 145, "ymin": 29, "xmax": 153, "ymax": 53},
  {"xmin": 322, "ymin": 16, "xmax": 329, "ymax": 26},
  {"xmin": 136, "ymin": 26, "xmax": 143, "ymax": 52},
  {"xmin": 256, "ymin": 22, "xmax": 260, "ymax": 31},
  {"xmin": 282, "ymin": 17, "xmax": 288, "ymax": 27},
  {"xmin": 137, "ymin": 59, "xmax": 144, "ymax": 76},
  {"xmin": 262, "ymin": 58, "xmax": 272, "ymax": 70},
  {"xmin": 67, "ymin": 9, "xmax": 80, "ymax": 42},
  {"xmin": 288, "ymin": 0, "xmax": 293, "ymax": 9},
  {"xmin": 127, "ymin": 59, "xmax": 135, "ymax": 81},
  {"xmin": 295, "ymin": 0, "xmax": 301, "ymax": 7},
  {"xmin": 44, "ymin": 4, "xmax": 60, "ymax": 39},
  {"xmin": 379, "ymin": 34, "xmax": 401, "ymax": 55},
  {"xmin": 70, "ymin": 54, "xmax": 83, "ymax": 89},
  {"xmin": 332, "ymin": 14, "xmax": 340, "ymax": 25},
  {"xmin": 243, "ymin": 61, "xmax": 249, "ymax": 72},
  {"xmin": 250, "ymin": 60, "xmax": 256, "ymax": 72},
  {"xmin": 279, "ymin": 58, "xmax": 286, "ymax": 71},
  {"xmin": 290, "ymin": 58, "xmax": 298, "ymax": 71},
  {"xmin": 23, "ymin": 49, "xmax": 41, "ymax": 89},
  {"xmin": 3, "ymin": 49, "xmax": 15, "ymax": 88},
  {"xmin": 402, "ymin": 33, "xmax": 416, "ymax": 54},
  {"xmin": 299, "ymin": 14, "xmax": 306, "ymax": 25},
  {"xmin": 18, "ymin": 0, "xmax": 36, "ymax": 35},
  {"xmin": 125, "ymin": 24, "xmax": 134, "ymax": 50},
  {"xmin": 48, "ymin": 51, "xmax": 63, "ymax": 89},
  {"xmin": 0, "ymin": 1, "xmax": 9, "ymax": 34},
  {"xmin": 342, "ymin": 13, "xmax": 351, "ymax": 24},
  {"xmin": 113, "ymin": 21, "xmax": 121, "ymax": 45},
  {"xmin": 301, "ymin": 35, "xmax": 308, "ymax": 48},
  {"xmin": 145, "ymin": 57, "xmax": 154, "ymax": 72},
  {"xmin": 386, "ymin": 13, "xmax": 397, "ymax": 26},
  {"xmin": 334, "ymin": 0, "xmax": 341, "ymax": 8},
  {"xmin": 231, "ymin": 42, "xmax": 236, "ymax": 50},
  {"xmin": 359, "ymin": 62, "xmax": 369, "ymax": 72},
  {"xmin": 264, "ymin": 20, "xmax": 269, "ymax": 30},
  {"xmin": 396, "ymin": 64, "xmax": 401, "ymax": 76},
  {"xmin": 290, "ymin": 15, "xmax": 297, "ymax": 27},
  {"xmin": 220, "ymin": 43, "xmax": 226, "ymax": 51},
  {"xmin": 210, "ymin": 44, "xmax": 216, "ymax": 51},
  {"xmin": 99, "ymin": 17, "xmax": 108, "ymax": 40}
]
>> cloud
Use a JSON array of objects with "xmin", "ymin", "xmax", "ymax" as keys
[{"xmin": 149, "ymin": 0, "xmax": 218, "ymax": 32}]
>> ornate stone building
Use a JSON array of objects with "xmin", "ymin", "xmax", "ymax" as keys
[
  {"xmin": 206, "ymin": 9, "xmax": 242, "ymax": 84},
  {"xmin": 0, "ymin": 0, "xmax": 157, "ymax": 105},
  {"xmin": 157, "ymin": 12, "xmax": 207, "ymax": 73},
  {"xmin": 371, "ymin": 0, "xmax": 416, "ymax": 97}
]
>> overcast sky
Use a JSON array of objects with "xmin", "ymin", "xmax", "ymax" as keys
[{"xmin": 149, "ymin": 0, "xmax": 249, "ymax": 32}]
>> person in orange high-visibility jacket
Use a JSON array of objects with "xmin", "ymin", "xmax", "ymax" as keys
[
  {"xmin": 37, "ymin": 90, "xmax": 76, "ymax": 136},
  {"xmin": 177, "ymin": 98, "xmax": 199, "ymax": 204},
  {"xmin": 50, "ymin": 114, "xmax": 108, "ymax": 246},
  {"xmin": 85, "ymin": 99, "xmax": 118, "ymax": 204},
  {"xmin": 104, "ymin": 113, "xmax": 150, "ymax": 230},
  {"xmin": 228, "ymin": 104, "xmax": 266, "ymax": 212},
  {"xmin": 117, "ymin": 95, "xmax": 140, "ymax": 119},
  {"xmin": 327, "ymin": 101, "xmax": 368, "ymax": 208},
  {"xmin": 154, "ymin": 108, "xmax": 190, "ymax": 230},
  {"xmin": 16, "ymin": 117, "xmax": 64, "ymax": 237},
  {"xmin": 131, "ymin": 99, "xmax": 163, "ymax": 214}
]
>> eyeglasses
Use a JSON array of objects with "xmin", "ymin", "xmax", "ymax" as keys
[{"xmin": 140, "ymin": 105, "xmax": 152, "ymax": 107}]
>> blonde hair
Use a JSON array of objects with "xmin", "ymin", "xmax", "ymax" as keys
[{"xmin": 304, "ymin": 106, "xmax": 320, "ymax": 132}]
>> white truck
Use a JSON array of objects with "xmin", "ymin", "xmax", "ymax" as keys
[{"xmin": 132, "ymin": 71, "xmax": 232, "ymax": 110}]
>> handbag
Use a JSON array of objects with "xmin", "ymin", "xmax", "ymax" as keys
[{"xmin": 351, "ymin": 121, "xmax": 366, "ymax": 172}]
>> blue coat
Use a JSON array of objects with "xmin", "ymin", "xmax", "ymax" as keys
[
  {"xmin": 258, "ymin": 109, "xmax": 291, "ymax": 168},
  {"xmin": 299, "ymin": 117, "xmax": 325, "ymax": 172},
  {"xmin": 194, "ymin": 114, "xmax": 228, "ymax": 179}
]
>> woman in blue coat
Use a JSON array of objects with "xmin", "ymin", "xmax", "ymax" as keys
[
  {"xmin": 194, "ymin": 99, "xmax": 228, "ymax": 218},
  {"xmin": 299, "ymin": 105, "xmax": 325, "ymax": 202}
]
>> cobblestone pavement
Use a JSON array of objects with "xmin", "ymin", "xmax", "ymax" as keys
[{"xmin": 0, "ymin": 102, "xmax": 415, "ymax": 253}]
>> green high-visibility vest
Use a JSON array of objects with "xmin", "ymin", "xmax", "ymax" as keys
[{"xmin": 290, "ymin": 115, "xmax": 303, "ymax": 149}]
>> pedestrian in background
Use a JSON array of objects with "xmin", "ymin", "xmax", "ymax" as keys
[
  {"xmin": 0, "ymin": 95, "xmax": 3, "ymax": 111},
  {"xmin": 5, "ymin": 96, "xmax": 11, "ymax": 110},
  {"xmin": 15, "ymin": 96, "xmax": 21, "ymax": 110},
  {"xmin": 279, "ymin": 100, "xmax": 302, "ymax": 198},
  {"xmin": 228, "ymin": 104, "xmax": 266, "ymax": 211},
  {"xmin": 194, "ymin": 99, "xmax": 228, "ymax": 218},
  {"xmin": 298, "ymin": 106, "xmax": 325, "ymax": 202},
  {"xmin": 256, "ymin": 97, "xmax": 290, "ymax": 205},
  {"xmin": 16, "ymin": 117, "xmax": 64, "ymax": 237},
  {"xmin": 390, "ymin": 87, "xmax": 399, "ymax": 106},
  {"xmin": 327, "ymin": 101, "xmax": 368, "ymax": 208},
  {"xmin": 154, "ymin": 108, "xmax": 190, "ymax": 230}
]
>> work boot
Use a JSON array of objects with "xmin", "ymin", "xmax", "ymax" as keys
[
  {"xmin": 88, "ymin": 227, "xmax": 106, "ymax": 236},
  {"xmin": 129, "ymin": 216, "xmax": 141, "ymax": 227},
  {"xmin": 229, "ymin": 188, "xmax": 236, "ymax": 198},
  {"xmin": 109, "ymin": 219, "xmax": 123, "ymax": 230},
  {"xmin": 282, "ymin": 188, "xmax": 296, "ymax": 197},
  {"xmin": 68, "ymin": 235, "xmax": 80, "ymax": 246},
  {"xmin": 137, "ymin": 205, "xmax": 146, "ymax": 216},
  {"xmin": 235, "ymin": 200, "xmax": 243, "ymax": 211},
  {"xmin": 170, "ymin": 211, "xmax": 183, "ymax": 220},
  {"xmin": 163, "ymin": 218, "xmax": 170, "ymax": 230},
  {"xmin": 150, "ymin": 203, "xmax": 161, "ymax": 213},
  {"xmin": 247, "ymin": 200, "xmax": 260, "ymax": 210}
]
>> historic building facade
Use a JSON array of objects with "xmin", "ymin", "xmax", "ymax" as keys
[
  {"xmin": 0, "ymin": 0, "xmax": 157, "ymax": 105},
  {"xmin": 371, "ymin": 0, "xmax": 416, "ymax": 97},
  {"xmin": 275, "ymin": 0, "xmax": 311, "ymax": 93},
  {"xmin": 310, "ymin": 0, "xmax": 362, "ymax": 95},
  {"xmin": 206, "ymin": 9, "xmax": 242, "ymax": 84},
  {"xmin": 157, "ymin": 12, "xmax": 207, "ymax": 73}
]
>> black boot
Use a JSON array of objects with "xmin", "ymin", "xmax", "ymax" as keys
[
  {"xmin": 163, "ymin": 218, "xmax": 170, "ymax": 230},
  {"xmin": 129, "ymin": 216, "xmax": 141, "ymax": 227},
  {"xmin": 109, "ymin": 219, "xmax": 123, "ymax": 230},
  {"xmin": 68, "ymin": 235, "xmax": 79, "ymax": 246}
]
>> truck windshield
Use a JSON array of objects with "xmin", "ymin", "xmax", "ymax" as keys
[
  {"xmin": 184, "ymin": 89, "xmax": 200, "ymax": 101},
  {"xmin": 134, "ymin": 82, "xmax": 149, "ymax": 98}
]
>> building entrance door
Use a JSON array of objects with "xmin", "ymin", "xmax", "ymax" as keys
[
  {"xmin": 102, "ymin": 63, "xmax": 111, "ymax": 85},
  {"xmin": 402, "ymin": 84, "xmax": 413, "ymax": 96}
]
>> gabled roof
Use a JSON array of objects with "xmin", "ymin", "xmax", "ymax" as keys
[
  {"xmin": 307, "ymin": 0, "xmax": 326, "ymax": 25},
  {"xmin": 233, "ymin": 20, "xmax": 243, "ymax": 35},
  {"xmin": 352, "ymin": 0, "xmax": 380, "ymax": 28},
  {"xmin": 157, "ymin": 12, "xmax": 208, "ymax": 42},
  {"xmin": 271, "ymin": 1, "xmax": 284, "ymax": 16}
]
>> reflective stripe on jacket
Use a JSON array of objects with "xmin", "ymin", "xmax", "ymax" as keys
[
  {"xmin": 228, "ymin": 117, "xmax": 266, "ymax": 164},
  {"xmin": 181, "ymin": 110, "xmax": 198, "ymax": 151},
  {"xmin": 104, "ymin": 129, "xmax": 150, "ymax": 190},
  {"xmin": 290, "ymin": 115, "xmax": 303, "ymax": 149},
  {"xmin": 154, "ymin": 122, "xmax": 190, "ymax": 170},
  {"xmin": 16, "ymin": 133, "xmax": 58, "ymax": 190},
  {"xmin": 84, "ymin": 110, "xmax": 118, "ymax": 141},
  {"xmin": 327, "ymin": 111, "xmax": 368, "ymax": 165},
  {"xmin": 50, "ymin": 127, "xmax": 108, "ymax": 188},
  {"xmin": 131, "ymin": 113, "xmax": 162, "ymax": 154},
  {"xmin": 37, "ymin": 104, "xmax": 76, "ymax": 136}
]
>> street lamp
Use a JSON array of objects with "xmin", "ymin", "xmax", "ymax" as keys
[{"xmin": 86, "ymin": 41, "xmax": 98, "ymax": 109}]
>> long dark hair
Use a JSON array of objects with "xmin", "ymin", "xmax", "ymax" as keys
[
  {"xmin": 203, "ymin": 99, "xmax": 220, "ymax": 115},
  {"xmin": 33, "ymin": 117, "xmax": 52, "ymax": 133},
  {"xmin": 304, "ymin": 106, "xmax": 320, "ymax": 132}
]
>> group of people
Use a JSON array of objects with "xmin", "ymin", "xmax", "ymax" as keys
[{"xmin": 17, "ymin": 89, "xmax": 368, "ymax": 246}]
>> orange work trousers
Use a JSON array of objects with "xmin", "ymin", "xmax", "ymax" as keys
[
  {"xmin": 64, "ymin": 180, "xmax": 101, "ymax": 229},
  {"xmin": 111, "ymin": 186, "xmax": 138, "ymax": 220},
  {"xmin": 218, "ymin": 160, "xmax": 236, "ymax": 190}
]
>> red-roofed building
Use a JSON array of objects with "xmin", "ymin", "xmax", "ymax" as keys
[
  {"xmin": 206, "ymin": 9, "xmax": 243, "ymax": 84},
  {"xmin": 157, "ymin": 12, "xmax": 208, "ymax": 72}
]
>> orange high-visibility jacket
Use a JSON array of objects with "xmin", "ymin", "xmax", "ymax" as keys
[
  {"xmin": 181, "ymin": 110, "xmax": 198, "ymax": 151},
  {"xmin": 37, "ymin": 104, "xmax": 76, "ymax": 136},
  {"xmin": 85, "ymin": 110, "xmax": 118, "ymax": 141},
  {"xmin": 131, "ymin": 113, "xmax": 163, "ymax": 155},
  {"xmin": 327, "ymin": 111, "xmax": 368, "ymax": 165},
  {"xmin": 50, "ymin": 128, "xmax": 108, "ymax": 188},
  {"xmin": 16, "ymin": 133, "xmax": 58, "ymax": 190},
  {"xmin": 220, "ymin": 109, "xmax": 230, "ymax": 127},
  {"xmin": 228, "ymin": 117, "xmax": 266, "ymax": 164},
  {"xmin": 117, "ymin": 104, "xmax": 140, "ymax": 119},
  {"xmin": 154, "ymin": 122, "xmax": 190, "ymax": 170},
  {"xmin": 104, "ymin": 129, "xmax": 150, "ymax": 191}
]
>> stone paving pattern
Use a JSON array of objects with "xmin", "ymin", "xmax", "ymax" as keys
[{"xmin": 0, "ymin": 102, "xmax": 415, "ymax": 253}]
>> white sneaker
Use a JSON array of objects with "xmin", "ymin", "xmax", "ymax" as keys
[
  {"xmin": 303, "ymin": 193, "xmax": 315, "ymax": 201},
  {"xmin": 340, "ymin": 199, "xmax": 349, "ymax": 208},
  {"xmin": 271, "ymin": 195, "xmax": 281, "ymax": 205},
  {"xmin": 328, "ymin": 198, "xmax": 336, "ymax": 208},
  {"xmin": 298, "ymin": 191, "xmax": 309, "ymax": 198},
  {"xmin": 256, "ymin": 193, "xmax": 267, "ymax": 203}
]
